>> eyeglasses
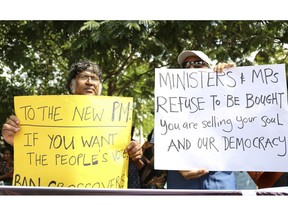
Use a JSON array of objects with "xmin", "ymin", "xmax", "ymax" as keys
[
  {"xmin": 182, "ymin": 60, "xmax": 209, "ymax": 69},
  {"xmin": 76, "ymin": 74, "xmax": 101, "ymax": 83}
]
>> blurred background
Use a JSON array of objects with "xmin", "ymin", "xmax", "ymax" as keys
[{"xmin": 1, "ymin": 20, "xmax": 288, "ymax": 144}]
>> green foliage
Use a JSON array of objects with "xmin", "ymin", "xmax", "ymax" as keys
[{"xmin": 1, "ymin": 20, "xmax": 288, "ymax": 140}]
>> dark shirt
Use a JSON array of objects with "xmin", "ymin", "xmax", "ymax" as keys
[{"xmin": 128, "ymin": 160, "xmax": 140, "ymax": 188}]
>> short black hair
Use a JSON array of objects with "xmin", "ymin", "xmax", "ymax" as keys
[
  {"xmin": 2, "ymin": 144, "xmax": 14, "ymax": 160},
  {"xmin": 66, "ymin": 60, "xmax": 102, "ymax": 93}
]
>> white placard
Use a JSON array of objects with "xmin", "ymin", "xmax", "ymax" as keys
[{"xmin": 154, "ymin": 64, "xmax": 288, "ymax": 171}]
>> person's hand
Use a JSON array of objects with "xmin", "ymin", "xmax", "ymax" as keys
[
  {"xmin": 1, "ymin": 115, "xmax": 20, "ymax": 146},
  {"xmin": 125, "ymin": 140, "xmax": 144, "ymax": 169},
  {"xmin": 179, "ymin": 169, "xmax": 209, "ymax": 180},
  {"xmin": 125, "ymin": 140, "xmax": 142, "ymax": 161},
  {"xmin": 213, "ymin": 62, "xmax": 236, "ymax": 73}
]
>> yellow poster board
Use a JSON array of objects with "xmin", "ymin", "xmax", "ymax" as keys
[{"xmin": 13, "ymin": 95, "xmax": 133, "ymax": 189}]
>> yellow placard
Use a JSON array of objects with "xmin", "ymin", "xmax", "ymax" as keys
[{"xmin": 13, "ymin": 95, "xmax": 133, "ymax": 189}]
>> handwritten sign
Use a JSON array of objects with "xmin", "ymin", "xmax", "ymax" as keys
[
  {"xmin": 154, "ymin": 64, "xmax": 288, "ymax": 171},
  {"xmin": 13, "ymin": 95, "xmax": 133, "ymax": 188}
]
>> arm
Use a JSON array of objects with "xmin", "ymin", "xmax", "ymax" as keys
[
  {"xmin": 1, "ymin": 115, "xmax": 20, "ymax": 146},
  {"xmin": 178, "ymin": 169, "xmax": 209, "ymax": 180},
  {"xmin": 141, "ymin": 141, "xmax": 154, "ymax": 167},
  {"xmin": 0, "ymin": 169, "xmax": 13, "ymax": 180}
]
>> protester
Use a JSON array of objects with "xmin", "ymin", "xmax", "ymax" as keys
[
  {"xmin": 139, "ymin": 128, "xmax": 167, "ymax": 189},
  {"xmin": 1, "ymin": 60, "xmax": 143, "ymax": 188},
  {"xmin": 0, "ymin": 145, "xmax": 14, "ymax": 186},
  {"xmin": 166, "ymin": 50, "xmax": 237, "ymax": 189}
]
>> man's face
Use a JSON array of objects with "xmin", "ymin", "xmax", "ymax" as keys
[
  {"xmin": 182, "ymin": 56, "xmax": 209, "ymax": 69},
  {"xmin": 70, "ymin": 70, "xmax": 102, "ymax": 96},
  {"xmin": 3, "ymin": 150, "xmax": 11, "ymax": 161}
]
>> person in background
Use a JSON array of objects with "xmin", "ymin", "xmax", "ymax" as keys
[
  {"xmin": 1, "ymin": 60, "xmax": 143, "ymax": 188},
  {"xmin": 139, "ymin": 128, "xmax": 167, "ymax": 189},
  {"xmin": 128, "ymin": 126, "xmax": 142, "ymax": 188},
  {"xmin": 248, "ymin": 171, "xmax": 287, "ymax": 189},
  {"xmin": 166, "ymin": 50, "xmax": 237, "ymax": 189},
  {"xmin": 0, "ymin": 145, "xmax": 14, "ymax": 186}
]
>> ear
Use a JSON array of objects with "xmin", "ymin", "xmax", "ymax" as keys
[
  {"xmin": 97, "ymin": 83, "xmax": 102, "ymax": 95},
  {"xmin": 70, "ymin": 79, "xmax": 76, "ymax": 94}
]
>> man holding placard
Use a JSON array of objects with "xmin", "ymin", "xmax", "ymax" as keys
[
  {"xmin": 160, "ymin": 50, "xmax": 237, "ymax": 189},
  {"xmin": 1, "ymin": 60, "xmax": 143, "ymax": 188},
  {"xmin": 155, "ymin": 49, "xmax": 288, "ymax": 190}
]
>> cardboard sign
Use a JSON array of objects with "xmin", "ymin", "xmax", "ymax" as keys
[
  {"xmin": 154, "ymin": 64, "xmax": 288, "ymax": 171},
  {"xmin": 13, "ymin": 95, "xmax": 133, "ymax": 188}
]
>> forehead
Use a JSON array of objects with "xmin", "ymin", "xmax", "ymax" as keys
[
  {"xmin": 184, "ymin": 56, "xmax": 201, "ymax": 62},
  {"xmin": 79, "ymin": 70, "xmax": 99, "ymax": 76}
]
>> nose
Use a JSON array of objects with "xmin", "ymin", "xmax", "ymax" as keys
[{"xmin": 85, "ymin": 77, "xmax": 94, "ymax": 84}]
